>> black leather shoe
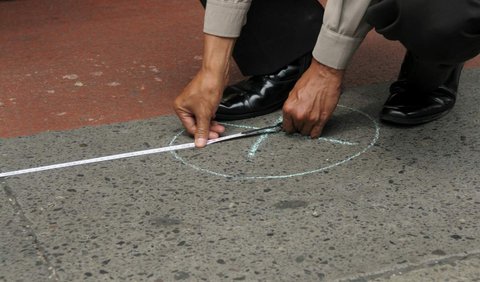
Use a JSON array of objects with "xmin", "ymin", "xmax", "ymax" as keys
[
  {"xmin": 215, "ymin": 54, "xmax": 311, "ymax": 121},
  {"xmin": 380, "ymin": 53, "xmax": 464, "ymax": 125}
]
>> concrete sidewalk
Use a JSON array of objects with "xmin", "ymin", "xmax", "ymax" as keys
[{"xmin": 1, "ymin": 69, "xmax": 479, "ymax": 281}]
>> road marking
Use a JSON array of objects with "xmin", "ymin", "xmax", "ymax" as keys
[
  {"xmin": 248, "ymin": 117, "xmax": 283, "ymax": 158},
  {"xmin": 170, "ymin": 105, "xmax": 380, "ymax": 179},
  {"xmin": 318, "ymin": 138, "xmax": 358, "ymax": 146}
]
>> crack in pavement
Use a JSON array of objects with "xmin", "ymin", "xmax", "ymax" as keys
[
  {"xmin": 337, "ymin": 250, "xmax": 480, "ymax": 282},
  {"xmin": 2, "ymin": 183, "xmax": 59, "ymax": 281}
]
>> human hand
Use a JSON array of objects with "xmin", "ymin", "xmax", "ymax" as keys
[
  {"xmin": 282, "ymin": 58, "xmax": 344, "ymax": 138},
  {"xmin": 173, "ymin": 34, "xmax": 235, "ymax": 148},
  {"xmin": 173, "ymin": 69, "xmax": 226, "ymax": 148}
]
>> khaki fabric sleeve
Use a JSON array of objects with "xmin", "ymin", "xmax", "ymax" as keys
[
  {"xmin": 203, "ymin": 0, "xmax": 252, "ymax": 38},
  {"xmin": 313, "ymin": 0, "xmax": 377, "ymax": 70}
]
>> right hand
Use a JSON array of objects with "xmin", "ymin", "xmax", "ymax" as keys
[
  {"xmin": 282, "ymin": 59, "xmax": 344, "ymax": 138},
  {"xmin": 173, "ymin": 69, "xmax": 226, "ymax": 148}
]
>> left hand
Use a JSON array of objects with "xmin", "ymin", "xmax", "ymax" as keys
[
  {"xmin": 282, "ymin": 58, "xmax": 344, "ymax": 138},
  {"xmin": 173, "ymin": 69, "xmax": 226, "ymax": 147},
  {"xmin": 173, "ymin": 34, "xmax": 234, "ymax": 148}
]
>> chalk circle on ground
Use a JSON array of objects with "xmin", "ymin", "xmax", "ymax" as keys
[{"xmin": 169, "ymin": 105, "xmax": 380, "ymax": 180}]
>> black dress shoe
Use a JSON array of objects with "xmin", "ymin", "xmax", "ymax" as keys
[
  {"xmin": 380, "ymin": 53, "xmax": 464, "ymax": 125},
  {"xmin": 215, "ymin": 54, "xmax": 311, "ymax": 121}
]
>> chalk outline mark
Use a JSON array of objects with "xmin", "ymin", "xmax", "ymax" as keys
[{"xmin": 169, "ymin": 105, "xmax": 380, "ymax": 179}]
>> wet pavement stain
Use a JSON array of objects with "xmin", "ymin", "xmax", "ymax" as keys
[{"xmin": 274, "ymin": 200, "xmax": 308, "ymax": 209}]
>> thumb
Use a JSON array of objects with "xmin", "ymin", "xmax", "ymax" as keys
[{"xmin": 194, "ymin": 113, "xmax": 211, "ymax": 148}]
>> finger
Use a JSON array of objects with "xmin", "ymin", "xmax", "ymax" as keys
[
  {"xmin": 208, "ymin": 131, "xmax": 219, "ymax": 140},
  {"xmin": 310, "ymin": 95, "xmax": 339, "ymax": 138},
  {"xmin": 310, "ymin": 122, "xmax": 325, "ymax": 139},
  {"xmin": 194, "ymin": 113, "xmax": 211, "ymax": 148},
  {"xmin": 313, "ymin": 100, "xmax": 338, "ymax": 138},
  {"xmin": 210, "ymin": 122, "xmax": 225, "ymax": 134},
  {"xmin": 177, "ymin": 114, "xmax": 197, "ymax": 136},
  {"xmin": 310, "ymin": 111, "xmax": 332, "ymax": 138},
  {"xmin": 282, "ymin": 111, "xmax": 295, "ymax": 134},
  {"xmin": 292, "ymin": 118, "xmax": 304, "ymax": 135},
  {"xmin": 301, "ymin": 121, "xmax": 315, "ymax": 136}
]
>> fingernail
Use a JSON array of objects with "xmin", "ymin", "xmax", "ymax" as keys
[{"xmin": 196, "ymin": 138, "xmax": 207, "ymax": 148}]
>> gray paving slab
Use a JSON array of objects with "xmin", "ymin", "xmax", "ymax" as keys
[
  {"xmin": 0, "ymin": 186, "xmax": 52, "ymax": 281},
  {"xmin": 0, "ymin": 69, "xmax": 479, "ymax": 281}
]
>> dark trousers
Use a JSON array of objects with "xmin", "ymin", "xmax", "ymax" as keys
[
  {"xmin": 367, "ymin": 0, "xmax": 480, "ymax": 89},
  {"xmin": 199, "ymin": 0, "xmax": 324, "ymax": 76},
  {"xmin": 200, "ymin": 0, "xmax": 480, "ymax": 82}
]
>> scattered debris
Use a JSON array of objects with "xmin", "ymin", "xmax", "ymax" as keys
[
  {"xmin": 107, "ymin": 82, "xmax": 121, "ymax": 87},
  {"xmin": 149, "ymin": 66, "xmax": 160, "ymax": 73},
  {"xmin": 63, "ymin": 74, "xmax": 79, "ymax": 80}
]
